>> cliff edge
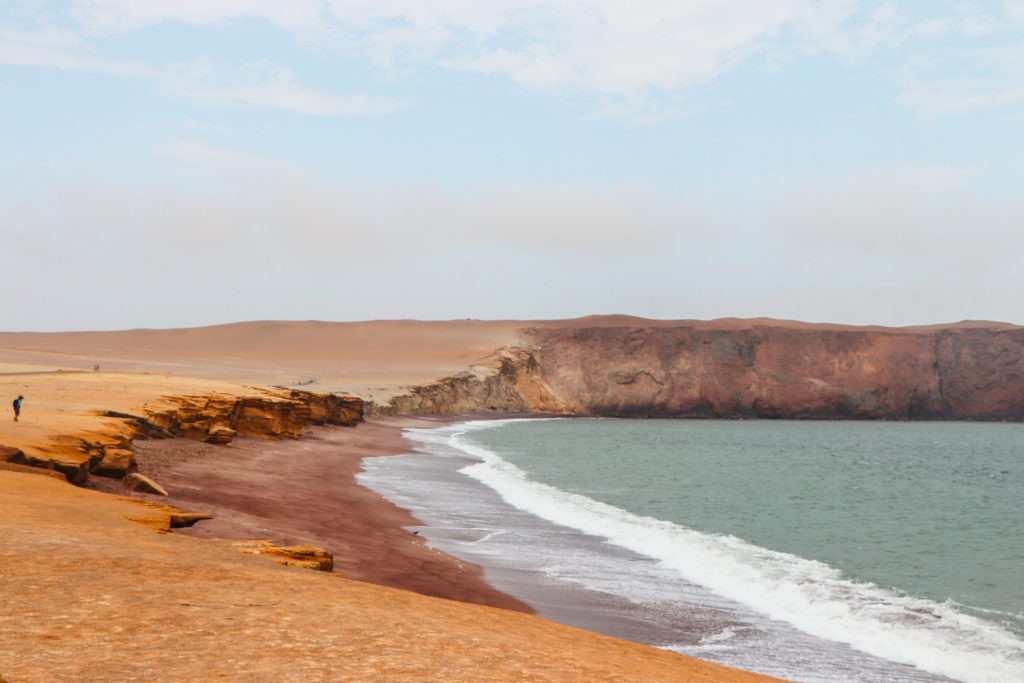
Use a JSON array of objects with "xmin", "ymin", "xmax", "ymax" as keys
[{"xmin": 373, "ymin": 321, "xmax": 1024, "ymax": 420}]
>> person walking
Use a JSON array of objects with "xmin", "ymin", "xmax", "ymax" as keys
[{"xmin": 12, "ymin": 395, "xmax": 23, "ymax": 421}]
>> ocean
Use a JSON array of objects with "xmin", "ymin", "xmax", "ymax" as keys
[{"xmin": 357, "ymin": 418, "xmax": 1024, "ymax": 682}]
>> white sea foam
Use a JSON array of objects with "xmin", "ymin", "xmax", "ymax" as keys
[{"xmin": 427, "ymin": 419, "xmax": 1024, "ymax": 683}]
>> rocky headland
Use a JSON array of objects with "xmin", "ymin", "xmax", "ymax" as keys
[
  {"xmin": 516, "ymin": 321, "xmax": 1024, "ymax": 420},
  {"xmin": 367, "ymin": 317, "xmax": 1024, "ymax": 421}
]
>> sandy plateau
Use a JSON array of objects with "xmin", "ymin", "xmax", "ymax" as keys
[{"xmin": 0, "ymin": 322, "xmax": 779, "ymax": 682}]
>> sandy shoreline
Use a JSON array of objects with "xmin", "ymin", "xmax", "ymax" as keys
[
  {"xmin": 98, "ymin": 416, "xmax": 787, "ymax": 669},
  {"xmin": 356, "ymin": 419, "xmax": 752, "ymax": 648}
]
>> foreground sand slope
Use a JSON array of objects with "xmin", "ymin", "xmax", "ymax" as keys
[{"xmin": 0, "ymin": 468, "xmax": 776, "ymax": 681}]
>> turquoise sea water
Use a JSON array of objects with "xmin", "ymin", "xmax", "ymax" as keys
[{"xmin": 359, "ymin": 419, "xmax": 1024, "ymax": 682}]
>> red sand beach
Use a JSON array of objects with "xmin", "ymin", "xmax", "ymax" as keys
[{"xmin": 89, "ymin": 417, "xmax": 533, "ymax": 613}]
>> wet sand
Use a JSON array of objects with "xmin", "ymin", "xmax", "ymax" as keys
[{"xmin": 89, "ymin": 417, "xmax": 532, "ymax": 613}]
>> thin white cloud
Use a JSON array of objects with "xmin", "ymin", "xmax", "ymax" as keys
[
  {"xmin": 899, "ymin": 81, "xmax": 1024, "ymax": 117},
  {"xmin": 0, "ymin": 24, "xmax": 113, "ymax": 71},
  {"xmin": 889, "ymin": 4, "xmax": 1024, "ymax": 117},
  {"xmin": 8, "ymin": 1, "xmax": 1024, "ymax": 118},
  {"xmin": 156, "ymin": 139, "xmax": 240, "ymax": 163},
  {"xmin": 0, "ymin": 4, "xmax": 402, "ymax": 116},
  {"xmin": 184, "ymin": 117, "xmax": 241, "ymax": 136},
  {"xmin": 162, "ymin": 60, "xmax": 408, "ymax": 115},
  {"xmin": 0, "ymin": 35, "xmax": 403, "ymax": 116},
  {"xmin": 465, "ymin": 2, "xmax": 816, "ymax": 92},
  {"xmin": 322, "ymin": 1, "xmax": 868, "ymax": 94},
  {"xmin": 69, "ymin": 0, "xmax": 330, "ymax": 37}
]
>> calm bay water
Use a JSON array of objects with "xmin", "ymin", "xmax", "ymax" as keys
[{"xmin": 358, "ymin": 419, "xmax": 1024, "ymax": 682}]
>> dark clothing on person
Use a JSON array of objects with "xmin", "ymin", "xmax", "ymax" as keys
[{"xmin": 13, "ymin": 396, "xmax": 22, "ymax": 421}]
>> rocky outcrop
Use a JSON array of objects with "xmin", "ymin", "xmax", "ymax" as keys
[
  {"xmin": 230, "ymin": 540, "xmax": 335, "ymax": 572},
  {"xmin": 205, "ymin": 427, "xmax": 237, "ymax": 445},
  {"xmin": 124, "ymin": 472, "xmax": 168, "ymax": 496},
  {"xmin": 28, "ymin": 390, "xmax": 365, "ymax": 487},
  {"xmin": 371, "ymin": 348, "xmax": 565, "ymax": 416},
  {"xmin": 0, "ymin": 445, "xmax": 24, "ymax": 463},
  {"xmin": 0, "ymin": 460, "xmax": 68, "ymax": 481},
  {"xmin": 373, "ymin": 323, "xmax": 1024, "ymax": 421},
  {"xmin": 93, "ymin": 447, "xmax": 138, "ymax": 478},
  {"xmin": 229, "ymin": 397, "xmax": 311, "ymax": 439},
  {"xmin": 167, "ymin": 512, "xmax": 214, "ymax": 528},
  {"xmin": 144, "ymin": 390, "xmax": 363, "ymax": 442},
  {"xmin": 141, "ymin": 394, "xmax": 306, "ymax": 442},
  {"xmin": 285, "ymin": 390, "xmax": 363, "ymax": 426},
  {"xmin": 933, "ymin": 329, "xmax": 1024, "ymax": 418},
  {"xmin": 1, "ymin": 444, "xmax": 92, "ymax": 485},
  {"xmin": 519, "ymin": 325, "xmax": 1024, "ymax": 420},
  {"xmin": 0, "ymin": 447, "xmax": 70, "ymax": 481}
]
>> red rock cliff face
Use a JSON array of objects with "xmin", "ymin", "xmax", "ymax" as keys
[{"xmin": 520, "ymin": 325, "xmax": 1024, "ymax": 420}]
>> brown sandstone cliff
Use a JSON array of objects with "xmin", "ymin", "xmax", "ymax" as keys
[{"xmin": 374, "ymin": 324, "xmax": 1024, "ymax": 421}]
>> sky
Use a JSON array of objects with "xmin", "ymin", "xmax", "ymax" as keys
[{"xmin": 2, "ymin": 1, "xmax": 1024, "ymax": 331}]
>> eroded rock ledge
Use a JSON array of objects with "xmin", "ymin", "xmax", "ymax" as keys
[
  {"xmin": 1, "ymin": 389, "xmax": 364, "ymax": 485},
  {"xmin": 374, "ymin": 348, "xmax": 564, "ymax": 416}
]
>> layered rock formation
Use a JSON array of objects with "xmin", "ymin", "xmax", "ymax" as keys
[
  {"xmin": 0, "ymin": 385, "xmax": 364, "ymax": 486},
  {"xmin": 0, "ymin": 443, "xmax": 94, "ymax": 485},
  {"xmin": 140, "ymin": 390, "xmax": 362, "ymax": 442},
  {"xmin": 230, "ymin": 540, "xmax": 335, "ymax": 572},
  {"xmin": 375, "ymin": 322, "xmax": 1024, "ymax": 421},
  {"xmin": 380, "ymin": 348, "xmax": 562, "ymax": 415}
]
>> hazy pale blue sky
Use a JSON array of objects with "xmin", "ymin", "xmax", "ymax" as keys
[{"xmin": 2, "ymin": 1, "xmax": 1023, "ymax": 331}]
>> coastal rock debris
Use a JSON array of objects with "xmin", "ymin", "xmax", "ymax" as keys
[
  {"xmin": 167, "ymin": 512, "xmax": 214, "ymax": 528},
  {"xmin": 93, "ymin": 447, "xmax": 138, "ymax": 478},
  {"xmin": 230, "ymin": 540, "xmax": 335, "ymax": 572},
  {"xmin": 124, "ymin": 472, "xmax": 168, "ymax": 496}
]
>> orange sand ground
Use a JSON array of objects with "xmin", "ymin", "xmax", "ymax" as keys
[
  {"xmin": 0, "ymin": 468, "xmax": 779, "ymax": 681},
  {"xmin": 0, "ymin": 354, "xmax": 782, "ymax": 681}
]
